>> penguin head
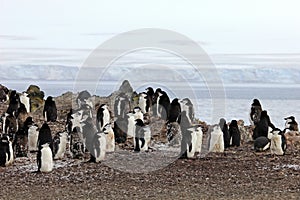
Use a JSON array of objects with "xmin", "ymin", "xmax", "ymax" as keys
[
  {"xmin": 271, "ymin": 128, "xmax": 282, "ymax": 135},
  {"xmin": 230, "ymin": 120, "xmax": 238, "ymax": 127},
  {"xmin": 135, "ymin": 119, "xmax": 144, "ymax": 127},
  {"xmin": 253, "ymin": 99, "xmax": 261, "ymax": 105},
  {"xmin": 284, "ymin": 116, "xmax": 295, "ymax": 121},
  {"xmin": 219, "ymin": 118, "xmax": 226, "ymax": 127}
]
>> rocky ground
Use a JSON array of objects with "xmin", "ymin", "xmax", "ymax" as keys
[{"xmin": 0, "ymin": 91, "xmax": 300, "ymax": 200}]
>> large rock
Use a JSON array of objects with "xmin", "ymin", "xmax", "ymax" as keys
[{"xmin": 26, "ymin": 85, "xmax": 45, "ymax": 112}]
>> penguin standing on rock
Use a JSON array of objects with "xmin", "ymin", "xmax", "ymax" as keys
[
  {"xmin": 270, "ymin": 128, "xmax": 287, "ymax": 155},
  {"xmin": 249, "ymin": 99, "xmax": 262, "ymax": 126},
  {"xmin": 96, "ymin": 104, "xmax": 110, "ymax": 132},
  {"xmin": 37, "ymin": 123, "xmax": 53, "ymax": 172},
  {"xmin": 229, "ymin": 120, "xmax": 241, "ymax": 147},
  {"xmin": 284, "ymin": 116, "xmax": 298, "ymax": 131},
  {"xmin": 154, "ymin": 88, "xmax": 170, "ymax": 120},
  {"xmin": 43, "ymin": 96, "xmax": 57, "ymax": 122},
  {"xmin": 219, "ymin": 118, "xmax": 230, "ymax": 148},
  {"xmin": 253, "ymin": 110, "xmax": 275, "ymax": 140},
  {"xmin": 167, "ymin": 98, "xmax": 181, "ymax": 123}
]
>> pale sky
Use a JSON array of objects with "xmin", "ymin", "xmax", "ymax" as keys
[{"xmin": 0, "ymin": 0, "xmax": 300, "ymax": 66}]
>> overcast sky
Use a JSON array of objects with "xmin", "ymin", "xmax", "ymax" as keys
[{"xmin": 0, "ymin": 0, "xmax": 300, "ymax": 66}]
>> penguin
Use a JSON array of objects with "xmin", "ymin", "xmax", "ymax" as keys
[
  {"xmin": 102, "ymin": 124, "xmax": 115, "ymax": 153},
  {"xmin": 229, "ymin": 120, "xmax": 241, "ymax": 147},
  {"xmin": 43, "ymin": 96, "xmax": 57, "ymax": 122},
  {"xmin": 6, "ymin": 90, "xmax": 20, "ymax": 117},
  {"xmin": 81, "ymin": 118, "xmax": 97, "ymax": 162},
  {"xmin": 179, "ymin": 111, "xmax": 192, "ymax": 158},
  {"xmin": 154, "ymin": 88, "xmax": 170, "ymax": 120},
  {"xmin": 208, "ymin": 124, "xmax": 224, "ymax": 153},
  {"xmin": 27, "ymin": 123, "xmax": 39, "ymax": 152},
  {"xmin": 254, "ymin": 136, "xmax": 270, "ymax": 152},
  {"xmin": 133, "ymin": 106, "xmax": 144, "ymax": 121},
  {"xmin": 284, "ymin": 116, "xmax": 298, "ymax": 131},
  {"xmin": 2, "ymin": 113, "xmax": 17, "ymax": 134},
  {"xmin": 219, "ymin": 118, "xmax": 230, "ymax": 148},
  {"xmin": 93, "ymin": 131, "xmax": 107, "ymax": 162},
  {"xmin": 134, "ymin": 119, "xmax": 151, "ymax": 152},
  {"xmin": 17, "ymin": 103, "xmax": 28, "ymax": 131},
  {"xmin": 96, "ymin": 104, "xmax": 110, "ymax": 132},
  {"xmin": 270, "ymin": 128, "xmax": 287, "ymax": 156},
  {"xmin": 39, "ymin": 143, "xmax": 53, "ymax": 172},
  {"xmin": 126, "ymin": 112, "xmax": 136, "ymax": 138},
  {"xmin": 0, "ymin": 85, "xmax": 9, "ymax": 103},
  {"xmin": 70, "ymin": 109, "xmax": 84, "ymax": 133},
  {"xmin": 114, "ymin": 92, "xmax": 130, "ymax": 119},
  {"xmin": 253, "ymin": 110, "xmax": 276, "ymax": 140},
  {"xmin": 186, "ymin": 125, "xmax": 203, "ymax": 158},
  {"xmin": 53, "ymin": 131, "xmax": 68, "ymax": 159},
  {"xmin": 113, "ymin": 117, "xmax": 128, "ymax": 143},
  {"xmin": 76, "ymin": 90, "xmax": 92, "ymax": 108},
  {"xmin": 249, "ymin": 99, "xmax": 263, "ymax": 126},
  {"xmin": 37, "ymin": 123, "xmax": 53, "ymax": 172},
  {"xmin": 20, "ymin": 92, "xmax": 30, "ymax": 113},
  {"xmin": 166, "ymin": 122, "xmax": 181, "ymax": 146},
  {"xmin": 167, "ymin": 98, "xmax": 181, "ymax": 123},
  {"xmin": 138, "ymin": 92, "xmax": 148, "ymax": 114},
  {"xmin": 66, "ymin": 109, "xmax": 74, "ymax": 134},
  {"xmin": 0, "ymin": 135, "xmax": 14, "ymax": 167},
  {"xmin": 179, "ymin": 98, "xmax": 194, "ymax": 124},
  {"xmin": 70, "ymin": 126, "xmax": 85, "ymax": 159},
  {"xmin": 145, "ymin": 87, "xmax": 154, "ymax": 112}
]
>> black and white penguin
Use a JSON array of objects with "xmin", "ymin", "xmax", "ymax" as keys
[
  {"xmin": 167, "ymin": 98, "xmax": 181, "ymax": 123},
  {"xmin": 254, "ymin": 136, "xmax": 270, "ymax": 152},
  {"xmin": 102, "ymin": 124, "xmax": 115, "ymax": 153},
  {"xmin": 0, "ymin": 85, "xmax": 9, "ymax": 103},
  {"xmin": 166, "ymin": 122, "xmax": 181, "ymax": 146},
  {"xmin": 113, "ymin": 117, "xmax": 128, "ymax": 143},
  {"xmin": 134, "ymin": 119, "xmax": 151, "ymax": 152},
  {"xmin": 208, "ymin": 124, "xmax": 224, "ymax": 153},
  {"xmin": 138, "ymin": 92, "xmax": 148, "ymax": 114},
  {"xmin": 39, "ymin": 143, "xmax": 53, "ymax": 172},
  {"xmin": 253, "ymin": 110, "xmax": 276, "ymax": 140},
  {"xmin": 133, "ymin": 107, "xmax": 144, "ymax": 122},
  {"xmin": 81, "ymin": 118, "xmax": 97, "ymax": 162},
  {"xmin": 53, "ymin": 131, "xmax": 68, "ymax": 160},
  {"xmin": 76, "ymin": 90, "xmax": 92, "ymax": 108},
  {"xmin": 27, "ymin": 118, "xmax": 39, "ymax": 152},
  {"xmin": 114, "ymin": 92, "xmax": 130, "ymax": 119},
  {"xmin": 154, "ymin": 88, "xmax": 170, "ymax": 120},
  {"xmin": 219, "ymin": 118, "xmax": 230, "ymax": 148},
  {"xmin": 179, "ymin": 98, "xmax": 194, "ymax": 124},
  {"xmin": 284, "ymin": 116, "xmax": 298, "ymax": 131},
  {"xmin": 0, "ymin": 135, "xmax": 14, "ymax": 167},
  {"xmin": 186, "ymin": 125, "xmax": 203, "ymax": 158},
  {"xmin": 270, "ymin": 128, "xmax": 286, "ymax": 155},
  {"xmin": 43, "ymin": 96, "xmax": 57, "ymax": 122},
  {"xmin": 179, "ymin": 111, "xmax": 192, "ymax": 158},
  {"xmin": 126, "ymin": 112, "xmax": 136, "ymax": 138},
  {"xmin": 145, "ymin": 87, "xmax": 154, "ymax": 112},
  {"xmin": 92, "ymin": 131, "xmax": 107, "ymax": 162},
  {"xmin": 6, "ymin": 90, "xmax": 20, "ymax": 117},
  {"xmin": 96, "ymin": 104, "xmax": 110, "ymax": 132},
  {"xmin": 20, "ymin": 92, "xmax": 30, "ymax": 113},
  {"xmin": 2, "ymin": 113, "xmax": 17, "ymax": 134},
  {"xmin": 17, "ymin": 103, "xmax": 28, "ymax": 131},
  {"xmin": 229, "ymin": 120, "xmax": 241, "ymax": 147},
  {"xmin": 37, "ymin": 123, "xmax": 53, "ymax": 172},
  {"xmin": 249, "ymin": 99, "xmax": 263, "ymax": 126}
]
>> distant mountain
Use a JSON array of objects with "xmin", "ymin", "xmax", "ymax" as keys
[{"xmin": 0, "ymin": 64, "xmax": 299, "ymax": 86}]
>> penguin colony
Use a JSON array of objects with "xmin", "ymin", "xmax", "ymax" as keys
[{"xmin": 0, "ymin": 86, "xmax": 298, "ymax": 173}]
